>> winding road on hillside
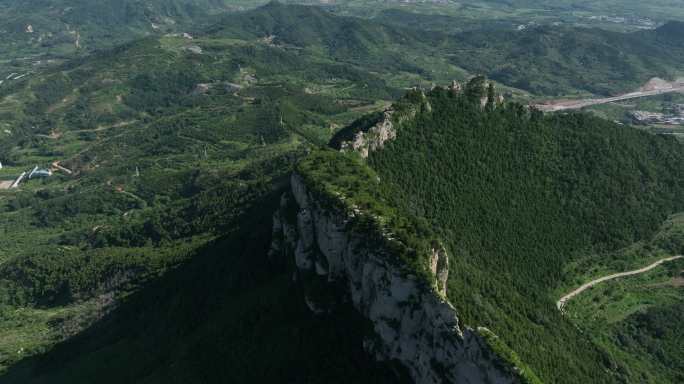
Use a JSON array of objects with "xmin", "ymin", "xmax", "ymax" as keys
[
  {"xmin": 557, "ymin": 255, "xmax": 683, "ymax": 311},
  {"xmin": 535, "ymin": 78, "xmax": 684, "ymax": 112}
]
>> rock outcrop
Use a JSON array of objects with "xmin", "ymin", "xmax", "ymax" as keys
[
  {"xmin": 270, "ymin": 173, "xmax": 520, "ymax": 384},
  {"xmin": 338, "ymin": 91, "xmax": 431, "ymax": 158},
  {"xmin": 339, "ymin": 109, "xmax": 397, "ymax": 158},
  {"xmin": 428, "ymin": 245, "xmax": 449, "ymax": 297}
]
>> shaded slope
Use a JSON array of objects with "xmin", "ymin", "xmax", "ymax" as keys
[
  {"xmin": 0, "ymin": 19, "xmax": 405, "ymax": 374},
  {"xmin": 0, "ymin": 191, "xmax": 409, "ymax": 384},
  {"xmin": 1, "ymin": 4, "xmax": 684, "ymax": 382}
]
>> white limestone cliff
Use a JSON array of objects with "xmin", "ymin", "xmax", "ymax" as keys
[
  {"xmin": 270, "ymin": 173, "xmax": 520, "ymax": 384},
  {"xmin": 338, "ymin": 91, "xmax": 431, "ymax": 158},
  {"xmin": 339, "ymin": 109, "xmax": 397, "ymax": 158}
]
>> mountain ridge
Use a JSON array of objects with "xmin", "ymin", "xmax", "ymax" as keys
[{"xmin": 0, "ymin": 3, "xmax": 683, "ymax": 383}]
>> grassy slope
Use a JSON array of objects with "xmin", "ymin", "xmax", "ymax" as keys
[{"xmin": 561, "ymin": 213, "xmax": 684, "ymax": 383}]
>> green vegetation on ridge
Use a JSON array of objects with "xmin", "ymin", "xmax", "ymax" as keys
[
  {"xmin": 305, "ymin": 82, "xmax": 683, "ymax": 383},
  {"xmin": 1, "ymin": 2, "xmax": 684, "ymax": 382},
  {"xmin": 296, "ymin": 149, "xmax": 437, "ymax": 286},
  {"xmin": 0, "ymin": 3, "xmax": 496, "ymax": 380}
]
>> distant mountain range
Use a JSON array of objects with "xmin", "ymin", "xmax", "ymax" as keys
[
  {"xmin": 3, "ymin": 1, "xmax": 683, "ymax": 96},
  {"xmin": 0, "ymin": 0, "xmax": 240, "ymax": 51}
]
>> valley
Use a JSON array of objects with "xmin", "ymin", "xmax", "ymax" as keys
[{"xmin": 535, "ymin": 78, "xmax": 684, "ymax": 112}]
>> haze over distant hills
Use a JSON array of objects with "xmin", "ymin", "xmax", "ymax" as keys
[
  {"xmin": 0, "ymin": 2, "xmax": 682, "ymax": 383},
  {"xmin": 3, "ymin": 0, "xmax": 684, "ymax": 96},
  {"xmin": 0, "ymin": 0, "xmax": 241, "ymax": 57}
]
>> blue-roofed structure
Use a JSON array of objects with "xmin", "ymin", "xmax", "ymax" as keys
[{"xmin": 28, "ymin": 166, "xmax": 53, "ymax": 179}]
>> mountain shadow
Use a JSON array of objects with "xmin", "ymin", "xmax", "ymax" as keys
[{"xmin": 0, "ymin": 188, "xmax": 409, "ymax": 384}]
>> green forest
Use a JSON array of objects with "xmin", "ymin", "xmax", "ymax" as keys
[
  {"xmin": 310, "ymin": 80, "xmax": 684, "ymax": 383},
  {"xmin": 0, "ymin": 2, "xmax": 683, "ymax": 383}
]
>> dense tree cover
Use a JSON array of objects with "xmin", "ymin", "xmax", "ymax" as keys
[
  {"xmin": 361, "ymin": 87, "xmax": 684, "ymax": 383},
  {"xmin": 0, "ymin": 0, "xmax": 250, "ymax": 75},
  {"xmin": 477, "ymin": 327, "xmax": 543, "ymax": 384},
  {"xmin": 207, "ymin": 1, "xmax": 433, "ymax": 74},
  {"xmin": 0, "ymin": 146, "xmax": 297, "ymax": 305},
  {"xmin": 209, "ymin": 3, "xmax": 684, "ymax": 96},
  {"xmin": 2, "ymin": 3, "xmax": 684, "ymax": 382},
  {"xmin": 0, "ymin": 5, "xmax": 414, "ymax": 376},
  {"xmin": 0, "ymin": 21, "xmax": 398, "ymax": 325},
  {"xmin": 296, "ymin": 150, "xmax": 437, "ymax": 285},
  {"xmin": 126, "ymin": 70, "xmax": 204, "ymax": 113},
  {"xmin": 0, "ymin": 241, "xmax": 196, "ymax": 308},
  {"xmin": 4, "ymin": 2, "xmax": 684, "ymax": 99},
  {"xmin": 451, "ymin": 22, "xmax": 684, "ymax": 95},
  {"xmin": 612, "ymin": 300, "xmax": 684, "ymax": 383},
  {"xmin": 0, "ymin": 194, "xmax": 410, "ymax": 384},
  {"xmin": 562, "ymin": 251, "xmax": 684, "ymax": 384}
]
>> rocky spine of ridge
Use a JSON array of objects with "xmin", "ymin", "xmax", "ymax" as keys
[
  {"xmin": 268, "ymin": 173, "xmax": 520, "ymax": 384},
  {"xmin": 337, "ymin": 90, "xmax": 432, "ymax": 158},
  {"xmin": 335, "ymin": 79, "xmax": 503, "ymax": 159}
]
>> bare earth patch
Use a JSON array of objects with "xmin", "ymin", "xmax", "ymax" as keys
[{"xmin": 535, "ymin": 78, "xmax": 684, "ymax": 112}]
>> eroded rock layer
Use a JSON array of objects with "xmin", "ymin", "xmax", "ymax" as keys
[{"xmin": 270, "ymin": 173, "xmax": 519, "ymax": 384}]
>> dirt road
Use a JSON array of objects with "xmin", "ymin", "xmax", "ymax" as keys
[
  {"xmin": 51, "ymin": 161, "xmax": 73, "ymax": 175},
  {"xmin": 557, "ymin": 255, "xmax": 683, "ymax": 311}
]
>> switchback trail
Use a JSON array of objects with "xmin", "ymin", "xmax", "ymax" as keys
[{"xmin": 557, "ymin": 255, "xmax": 683, "ymax": 311}]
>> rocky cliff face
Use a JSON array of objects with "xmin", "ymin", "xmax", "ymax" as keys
[
  {"xmin": 338, "ymin": 91, "xmax": 431, "ymax": 158},
  {"xmin": 270, "ymin": 173, "xmax": 520, "ymax": 384},
  {"xmin": 339, "ymin": 109, "xmax": 397, "ymax": 158}
]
